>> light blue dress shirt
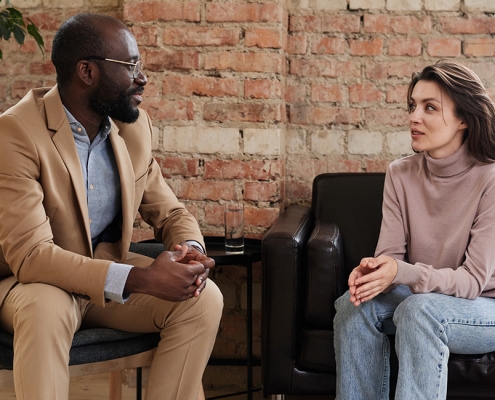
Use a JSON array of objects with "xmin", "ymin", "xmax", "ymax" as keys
[{"xmin": 66, "ymin": 108, "xmax": 132, "ymax": 303}]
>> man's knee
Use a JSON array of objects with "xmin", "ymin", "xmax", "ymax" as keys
[
  {"xmin": 200, "ymin": 279, "xmax": 223, "ymax": 324},
  {"xmin": 4, "ymin": 283, "xmax": 80, "ymax": 333}
]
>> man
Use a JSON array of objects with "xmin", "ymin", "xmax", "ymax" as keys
[{"xmin": 0, "ymin": 13, "xmax": 223, "ymax": 400}]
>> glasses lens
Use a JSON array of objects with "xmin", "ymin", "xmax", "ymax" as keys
[{"xmin": 133, "ymin": 61, "xmax": 144, "ymax": 79}]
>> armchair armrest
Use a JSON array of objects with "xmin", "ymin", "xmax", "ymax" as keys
[
  {"xmin": 306, "ymin": 220, "xmax": 345, "ymax": 327},
  {"xmin": 262, "ymin": 205, "xmax": 314, "ymax": 394}
]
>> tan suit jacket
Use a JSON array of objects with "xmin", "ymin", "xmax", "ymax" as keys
[{"xmin": 0, "ymin": 86, "xmax": 204, "ymax": 307}]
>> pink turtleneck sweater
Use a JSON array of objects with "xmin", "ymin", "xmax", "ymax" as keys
[{"xmin": 375, "ymin": 142, "xmax": 495, "ymax": 299}]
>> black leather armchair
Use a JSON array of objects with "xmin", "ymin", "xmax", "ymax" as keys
[{"xmin": 262, "ymin": 173, "xmax": 495, "ymax": 399}]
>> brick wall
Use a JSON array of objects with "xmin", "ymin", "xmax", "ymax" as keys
[
  {"xmin": 3, "ymin": 0, "xmax": 495, "ymax": 391},
  {"xmin": 4, "ymin": 0, "xmax": 495, "ymax": 240}
]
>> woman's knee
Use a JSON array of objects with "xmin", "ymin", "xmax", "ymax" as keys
[{"xmin": 393, "ymin": 294, "xmax": 442, "ymax": 329}]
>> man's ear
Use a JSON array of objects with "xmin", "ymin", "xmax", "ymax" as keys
[{"xmin": 76, "ymin": 60, "xmax": 96, "ymax": 86}]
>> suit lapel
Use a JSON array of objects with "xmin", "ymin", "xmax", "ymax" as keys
[
  {"xmin": 44, "ymin": 87, "xmax": 92, "ymax": 252},
  {"xmin": 109, "ymin": 120, "xmax": 135, "ymax": 253}
]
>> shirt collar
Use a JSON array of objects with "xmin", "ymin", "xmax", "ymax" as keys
[
  {"xmin": 424, "ymin": 141, "xmax": 478, "ymax": 177},
  {"xmin": 64, "ymin": 106, "xmax": 112, "ymax": 144}
]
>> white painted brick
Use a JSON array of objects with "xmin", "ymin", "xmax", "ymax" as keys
[
  {"xmin": 42, "ymin": 0, "xmax": 83, "ymax": 7},
  {"xmin": 288, "ymin": 0, "xmax": 310, "ymax": 10},
  {"xmin": 425, "ymin": 0, "xmax": 459, "ymax": 10},
  {"xmin": 348, "ymin": 130, "xmax": 383, "ymax": 155},
  {"xmin": 315, "ymin": 0, "xmax": 348, "ymax": 10},
  {"xmin": 350, "ymin": 0, "xmax": 386, "ymax": 9},
  {"xmin": 286, "ymin": 130, "xmax": 307, "ymax": 154},
  {"xmin": 11, "ymin": 0, "xmax": 41, "ymax": 7},
  {"xmin": 162, "ymin": 127, "xmax": 239, "ymax": 154},
  {"xmin": 244, "ymin": 128, "xmax": 285, "ymax": 156},
  {"xmin": 89, "ymin": 0, "xmax": 120, "ymax": 6},
  {"xmin": 386, "ymin": 131, "xmax": 415, "ymax": 156},
  {"xmin": 387, "ymin": 0, "xmax": 422, "ymax": 11},
  {"xmin": 465, "ymin": 0, "xmax": 495, "ymax": 12},
  {"xmin": 311, "ymin": 130, "xmax": 345, "ymax": 155}
]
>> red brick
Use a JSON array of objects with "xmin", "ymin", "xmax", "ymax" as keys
[
  {"xmin": 285, "ymin": 83, "xmax": 306, "ymax": 103},
  {"xmin": 440, "ymin": 17, "xmax": 495, "ymax": 34},
  {"xmin": 349, "ymin": 84, "xmax": 383, "ymax": 103},
  {"xmin": 130, "ymin": 26, "xmax": 159, "ymax": 47},
  {"xmin": 28, "ymin": 12, "xmax": 61, "ymax": 31},
  {"xmin": 141, "ymin": 99, "xmax": 194, "ymax": 121},
  {"xmin": 244, "ymin": 206, "xmax": 279, "ymax": 228},
  {"xmin": 203, "ymin": 103, "xmax": 282, "ymax": 123},
  {"xmin": 365, "ymin": 108, "xmax": 408, "ymax": 127},
  {"xmin": 29, "ymin": 61, "xmax": 56, "ymax": 75},
  {"xmin": 204, "ymin": 203, "xmax": 224, "ymax": 226},
  {"xmin": 290, "ymin": 59, "xmax": 360, "ymax": 77},
  {"xmin": 155, "ymin": 156, "xmax": 199, "ymax": 178},
  {"xmin": 175, "ymin": 180, "xmax": 236, "ymax": 201},
  {"xmin": 464, "ymin": 38, "xmax": 495, "ymax": 57},
  {"xmin": 427, "ymin": 38, "xmax": 461, "ymax": 57},
  {"xmin": 388, "ymin": 37, "xmax": 422, "ymax": 56},
  {"xmin": 311, "ymin": 36, "xmax": 347, "ymax": 54},
  {"xmin": 162, "ymin": 76, "xmax": 240, "ymax": 97},
  {"xmin": 244, "ymin": 79, "xmax": 282, "ymax": 99},
  {"xmin": 206, "ymin": 2, "xmax": 260, "ymax": 22},
  {"xmin": 386, "ymin": 85, "xmax": 409, "ymax": 103},
  {"xmin": 311, "ymin": 84, "xmax": 345, "ymax": 102},
  {"xmin": 364, "ymin": 15, "xmax": 432, "ymax": 34},
  {"xmin": 290, "ymin": 15, "xmax": 321, "ymax": 32},
  {"xmin": 286, "ymin": 179, "xmax": 312, "ymax": 201},
  {"xmin": 163, "ymin": 27, "xmax": 240, "ymax": 47},
  {"xmin": 124, "ymin": 1, "xmax": 200, "ymax": 23},
  {"xmin": 0, "ymin": 62, "xmax": 28, "ymax": 76},
  {"xmin": 286, "ymin": 159, "xmax": 328, "ymax": 180},
  {"xmin": 290, "ymin": 106, "xmax": 361, "ymax": 125},
  {"xmin": 245, "ymin": 28, "xmax": 282, "ymax": 49},
  {"xmin": 350, "ymin": 38, "xmax": 383, "ymax": 56},
  {"xmin": 244, "ymin": 181, "xmax": 280, "ymax": 202},
  {"xmin": 365, "ymin": 159, "xmax": 392, "ymax": 172},
  {"xmin": 327, "ymin": 159, "xmax": 362, "ymax": 173},
  {"xmin": 142, "ymin": 80, "xmax": 161, "ymax": 97},
  {"xmin": 10, "ymin": 37, "xmax": 38, "ymax": 53},
  {"xmin": 260, "ymin": 3, "xmax": 286, "ymax": 24},
  {"xmin": 143, "ymin": 49, "xmax": 199, "ymax": 71},
  {"xmin": 365, "ymin": 60, "xmax": 428, "ymax": 80},
  {"xmin": 203, "ymin": 160, "xmax": 282, "ymax": 180},
  {"xmin": 204, "ymin": 52, "xmax": 284, "ymax": 73},
  {"xmin": 287, "ymin": 35, "xmax": 307, "ymax": 54},
  {"xmin": 321, "ymin": 15, "xmax": 361, "ymax": 33},
  {"xmin": 11, "ymin": 80, "xmax": 43, "ymax": 99}
]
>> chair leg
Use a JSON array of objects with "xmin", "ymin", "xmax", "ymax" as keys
[
  {"xmin": 136, "ymin": 367, "xmax": 142, "ymax": 400},
  {"xmin": 109, "ymin": 370, "xmax": 123, "ymax": 400}
]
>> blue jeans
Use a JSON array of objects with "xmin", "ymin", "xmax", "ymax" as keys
[{"xmin": 334, "ymin": 285, "xmax": 495, "ymax": 400}]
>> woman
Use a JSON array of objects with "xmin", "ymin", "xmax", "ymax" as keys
[{"xmin": 334, "ymin": 60, "xmax": 495, "ymax": 400}]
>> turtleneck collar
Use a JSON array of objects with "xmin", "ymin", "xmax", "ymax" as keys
[{"xmin": 424, "ymin": 141, "xmax": 477, "ymax": 177}]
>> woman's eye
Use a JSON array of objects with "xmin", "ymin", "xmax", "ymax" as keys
[
  {"xmin": 408, "ymin": 103, "xmax": 416, "ymax": 113},
  {"xmin": 426, "ymin": 104, "xmax": 435, "ymax": 111}
]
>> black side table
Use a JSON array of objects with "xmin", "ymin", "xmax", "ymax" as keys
[
  {"xmin": 204, "ymin": 236, "xmax": 261, "ymax": 400},
  {"xmin": 130, "ymin": 237, "xmax": 262, "ymax": 400}
]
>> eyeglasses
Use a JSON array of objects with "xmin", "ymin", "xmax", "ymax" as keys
[{"xmin": 85, "ymin": 56, "xmax": 144, "ymax": 79}]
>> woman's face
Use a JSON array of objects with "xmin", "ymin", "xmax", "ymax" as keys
[{"xmin": 409, "ymin": 80, "xmax": 467, "ymax": 159}]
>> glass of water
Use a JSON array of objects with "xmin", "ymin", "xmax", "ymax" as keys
[{"xmin": 224, "ymin": 202, "xmax": 244, "ymax": 254}]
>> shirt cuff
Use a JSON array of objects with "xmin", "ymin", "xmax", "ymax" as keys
[
  {"xmin": 185, "ymin": 240, "xmax": 205, "ymax": 254},
  {"xmin": 104, "ymin": 262, "xmax": 133, "ymax": 304}
]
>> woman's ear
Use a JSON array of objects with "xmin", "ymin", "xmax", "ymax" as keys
[{"xmin": 76, "ymin": 60, "xmax": 96, "ymax": 86}]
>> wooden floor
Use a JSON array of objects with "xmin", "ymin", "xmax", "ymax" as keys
[{"xmin": 0, "ymin": 372, "xmax": 266, "ymax": 400}]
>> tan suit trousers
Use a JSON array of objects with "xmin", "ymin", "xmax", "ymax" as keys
[{"xmin": 0, "ymin": 270, "xmax": 223, "ymax": 400}]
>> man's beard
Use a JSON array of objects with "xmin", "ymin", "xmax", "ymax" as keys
[{"xmin": 89, "ymin": 76, "xmax": 140, "ymax": 124}]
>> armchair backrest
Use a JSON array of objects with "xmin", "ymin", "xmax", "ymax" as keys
[{"xmin": 311, "ymin": 173, "xmax": 385, "ymax": 275}]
